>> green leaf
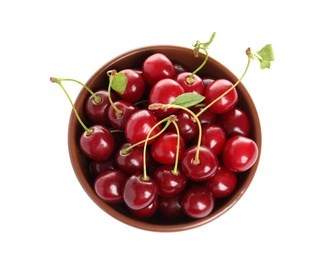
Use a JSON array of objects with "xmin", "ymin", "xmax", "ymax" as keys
[
  {"xmin": 202, "ymin": 32, "xmax": 216, "ymax": 49},
  {"xmin": 111, "ymin": 72, "xmax": 127, "ymax": 94},
  {"xmin": 260, "ymin": 59, "xmax": 271, "ymax": 69},
  {"xmin": 257, "ymin": 44, "xmax": 275, "ymax": 61},
  {"xmin": 171, "ymin": 92, "xmax": 205, "ymax": 108}
]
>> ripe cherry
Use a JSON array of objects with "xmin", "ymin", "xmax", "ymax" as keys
[
  {"xmin": 198, "ymin": 124, "xmax": 226, "ymax": 156},
  {"xmin": 127, "ymin": 196, "xmax": 159, "ymax": 219},
  {"xmin": 191, "ymin": 105, "xmax": 217, "ymax": 125},
  {"xmin": 89, "ymin": 156, "xmax": 116, "ymax": 179},
  {"xmin": 150, "ymin": 132, "xmax": 186, "ymax": 165},
  {"xmin": 180, "ymin": 185, "xmax": 215, "ymax": 219},
  {"xmin": 222, "ymin": 135, "xmax": 258, "ymax": 172},
  {"xmin": 94, "ymin": 169, "xmax": 128, "ymax": 203},
  {"xmin": 205, "ymin": 165, "xmax": 237, "ymax": 198},
  {"xmin": 204, "ymin": 79, "xmax": 238, "ymax": 114},
  {"xmin": 123, "ymin": 173, "xmax": 158, "ymax": 210},
  {"xmin": 174, "ymin": 72, "xmax": 205, "ymax": 95},
  {"xmin": 159, "ymin": 195, "xmax": 184, "ymax": 220},
  {"xmin": 142, "ymin": 53, "xmax": 175, "ymax": 87}
]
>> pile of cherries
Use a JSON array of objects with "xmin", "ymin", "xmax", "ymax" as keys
[{"xmin": 50, "ymin": 34, "xmax": 272, "ymax": 220}]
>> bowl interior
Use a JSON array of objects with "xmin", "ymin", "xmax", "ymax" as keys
[{"xmin": 68, "ymin": 45, "xmax": 261, "ymax": 232}]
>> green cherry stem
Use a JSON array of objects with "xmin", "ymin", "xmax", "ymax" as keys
[
  {"xmin": 171, "ymin": 120, "xmax": 181, "ymax": 175},
  {"xmin": 149, "ymin": 104, "xmax": 202, "ymax": 165},
  {"xmin": 142, "ymin": 115, "xmax": 177, "ymax": 181},
  {"xmin": 195, "ymin": 49, "xmax": 252, "ymax": 119},
  {"xmin": 50, "ymin": 77, "xmax": 93, "ymax": 135},
  {"xmin": 107, "ymin": 70, "xmax": 122, "ymax": 116}
]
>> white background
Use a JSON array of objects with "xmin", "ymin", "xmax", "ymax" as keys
[{"xmin": 1, "ymin": 0, "xmax": 326, "ymax": 259}]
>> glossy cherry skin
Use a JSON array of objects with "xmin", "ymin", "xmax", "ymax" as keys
[
  {"xmin": 204, "ymin": 79, "xmax": 238, "ymax": 114},
  {"xmin": 115, "ymin": 143, "xmax": 150, "ymax": 175},
  {"xmin": 222, "ymin": 135, "xmax": 258, "ymax": 172},
  {"xmin": 94, "ymin": 169, "xmax": 128, "ymax": 203},
  {"xmin": 205, "ymin": 165, "xmax": 237, "ymax": 198},
  {"xmin": 149, "ymin": 78, "xmax": 184, "ymax": 116},
  {"xmin": 150, "ymin": 132, "xmax": 186, "ymax": 165},
  {"xmin": 191, "ymin": 106, "xmax": 217, "ymax": 125},
  {"xmin": 127, "ymin": 196, "xmax": 159, "ymax": 219},
  {"xmin": 181, "ymin": 145, "xmax": 219, "ymax": 181},
  {"xmin": 167, "ymin": 109, "xmax": 198, "ymax": 142},
  {"xmin": 116, "ymin": 69, "xmax": 145, "ymax": 103},
  {"xmin": 123, "ymin": 173, "xmax": 158, "ymax": 210},
  {"xmin": 159, "ymin": 195, "xmax": 184, "ymax": 220},
  {"xmin": 85, "ymin": 90, "xmax": 117, "ymax": 127},
  {"xmin": 152, "ymin": 165, "xmax": 188, "ymax": 198},
  {"xmin": 108, "ymin": 99, "xmax": 139, "ymax": 131},
  {"xmin": 174, "ymin": 72, "xmax": 205, "ymax": 95},
  {"xmin": 142, "ymin": 53, "xmax": 175, "ymax": 87},
  {"xmin": 80, "ymin": 125, "xmax": 115, "ymax": 161},
  {"xmin": 198, "ymin": 124, "xmax": 226, "ymax": 156},
  {"xmin": 180, "ymin": 185, "xmax": 215, "ymax": 219},
  {"xmin": 216, "ymin": 107, "xmax": 250, "ymax": 138},
  {"xmin": 89, "ymin": 156, "xmax": 116, "ymax": 180},
  {"xmin": 124, "ymin": 109, "xmax": 162, "ymax": 146}
]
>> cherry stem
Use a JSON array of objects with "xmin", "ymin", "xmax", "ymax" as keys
[
  {"xmin": 195, "ymin": 53, "xmax": 252, "ymax": 119},
  {"xmin": 171, "ymin": 120, "xmax": 181, "ymax": 175},
  {"xmin": 107, "ymin": 70, "xmax": 122, "ymax": 116},
  {"xmin": 50, "ymin": 77, "xmax": 92, "ymax": 135},
  {"xmin": 148, "ymin": 104, "xmax": 202, "ymax": 165},
  {"xmin": 142, "ymin": 115, "xmax": 177, "ymax": 181}
]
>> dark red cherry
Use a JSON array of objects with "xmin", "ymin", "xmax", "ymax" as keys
[
  {"xmin": 159, "ymin": 195, "xmax": 184, "ymax": 220},
  {"xmin": 216, "ymin": 107, "xmax": 251, "ymax": 138},
  {"xmin": 181, "ymin": 145, "xmax": 219, "ymax": 181},
  {"xmin": 127, "ymin": 196, "xmax": 159, "ymax": 219},
  {"xmin": 108, "ymin": 99, "xmax": 139, "ymax": 131},
  {"xmin": 173, "ymin": 61, "xmax": 190, "ymax": 74},
  {"xmin": 174, "ymin": 72, "xmax": 205, "ymax": 95},
  {"xmin": 142, "ymin": 53, "xmax": 175, "ymax": 87},
  {"xmin": 89, "ymin": 157, "xmax": 116, "ymax": 180},
  {"xmin": 191, "ymin": 105, "xmax": 217, "ymax": 125},
  {"xmin": 123, "ymin": 173, "xmax": 158, "ymax": 210},
  {"xmin": 205, "ymin": 165, "xmax": 237, "ymax": 198},
  {"xmin": 80, "ymin": 125, "xmax": 115, "ymax": 161},
  {"xmin": 153, "ymin": 165, "xmax": 188, "ymax": 198},
  {"xmin": 180, "ymin": 185, "xmax": 215, "ymax": 219},
  {"xmin": 94, "ymin": 169, "xmax": 128, "ymax": 203},
  {"xmin": 150, "ymin": 132, "xmax": 186, "ymax": 165},
  {"xmin": 204, "ymin": 79, "xmax": 238, "ymax": 114},
  {"xmin": 124, "ymin": 109, "xmax": 162, "ymax": 146}
]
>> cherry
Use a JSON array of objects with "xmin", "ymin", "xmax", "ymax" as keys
[
  {"xmin": 180, "ymin": 185, "xmax": 215, "ymax": 219},
  {"xmin": 222, "ymin": 135, "xmax": 258, "ymax": 172},
  {"xmin": 107, "ymin": 99, "xmax": 139, "ymax": 131},
  {"xmin": 198, "ymin": 124, "xmax": 226, "ymax": 156},
  {"xmin": 123, "ymin": 172, "xmax": 158, "ymax": 210},
  {"xmin": 202, "ymin": 76, "xmax": 215, "ymax": 88},
  {"xmin": 216, "ymin": 107, "xmax": 250, "ymax": 138},
  {"xmin": 85, "ymin": 89, "xmax": 117, "ymax": 127},
  {"xmin": 173, "ymin": 61, "xmax": 190, "ymax": 74},
  {"xmin": 124, "ymin": 109, "xmax": 162, "ymax": 146},
  {"xmin": 181, "ymin": 145, "xmax": 219, "ymax": 181},
  {"xmin": 115, "ymin": 142, "xmax": 150, "ymax": 175},
  {"xmin": 80, "ymin": 125, "xmax": 115, "ymax": 161},
  {"xmin": 204, "ymin": 79, "xmax": 238, "ymax": 114},
  {"xmin": 174, "ymin": 72, "xmax": 205, "ymax": 95},
  {"xmin": 89, "ymin": 156, "xmax": 116, "ymax": 179},
  {"xmin": 152, "ymin": 165, "xmax": 188, "ymax": 198},
  {"xmin": 205, "ymin": 165, "xmax": 237, "ymax": 198},
  {"xmin": 115, "ymin": 69, "xmax": 145, "ymax": 102},
  {"xmin": 127, "ymin": 196, "xmax": 159, "ymax": 219},
  {"xmin": 191, "ymin": 105, "xmax": 217, "ymax": 125},
  {"xmin": 150, "ymin": 132, "xmax": 186, "ymax": 165},
  {"xmin": 159, "ymin": 195, "xmax": 185, "ymax": 220},
  {"xmin": 94, "ymin": 169, "xmax": 128, "ymax": 203},
  {"xmin": 149, "ymin": 78, "xmax": 184, "ymax": 116},
  {"xmin": 142, "ymin": 53, "xmax": 175, "ymax": 87}
]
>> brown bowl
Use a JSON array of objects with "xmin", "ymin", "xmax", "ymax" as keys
[{"xmin": 68, "ymin": 45, "xmax": 261, "ymax": 232}]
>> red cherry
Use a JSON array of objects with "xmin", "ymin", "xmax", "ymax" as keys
[
  {"xmin": 124, "ymin": 109, "xmax": 162, "ymax": 146},
  {"xmin": 94, "ymin": 169, "xmax": 128, "ymax": 203},
  {"xmin": 216, "ymin": 107, "xmax": 251, "ymax": 138},
  {"xmin": 181, "ymin": 145, "xmax": 219, "ymax": 181},
  {"xmin": 180, "ymin": 185, "xmax": 215, "ymax": 219},
  {"xmin": 108, "ymin": 99, "xmax": 139, "ymax": 131},
  {"xmin": 116, "ymin": 69, "xmax": 145, "ymax": 102},
  {"xmin": 89, "ymin": 157, "xmax": 116, "ymax": 180},
  {"xmin": 191, "ymin": 105, "xmax": 217, "ymax": 125},
  {"xmin": 80, "ymin": 125, "xmax": 115, "ymax": 161},
  {"xmin": 152, "ymin": 165, "xmax": 188, "ymax": 198},
  {"xmin": 123, "ymin": 173, "xmax": 158, "ymax": 210},
  {"xmin": 149, "ymin": 78, "xmax": 184, "ymax": 116},
  {"xmin": 174, "ymin": 72, "xmax": 205, "ymax": 95},
  {"xmin": 159, "ymin": 195, "xmax": 184, "ymax": 220},
  {"xmin": 150, "ymin": 132, "xmax": 186, "ymax": 165},
  {"xmin": 222, "ymin": 135, "xmax": 258, "ymax": 172},
  {"xmin": 142, "ymin": 53, "xmax": 175, "ymax": 87},
  {"xmin": 127, "ymin": 196, "xmax": 159, "ymax": 219},
  {"xmin": 198, "ymin": 124, "xmax": 226, "ymax": 156},
  {"xmin": 205, "ymin": 165, "xmax": 237, "ymax": 198},
  {"xmin": 204, "ymin": 79, "xmax": 238, "ymax": 114}
]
